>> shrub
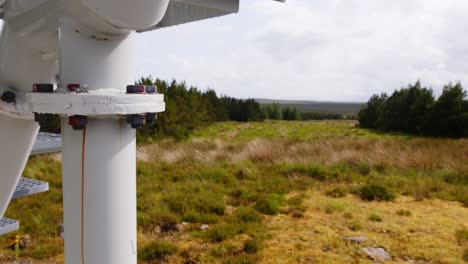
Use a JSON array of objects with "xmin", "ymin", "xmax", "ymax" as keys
[
  {"xmin": 163, "ymin": 184, "xmax": 226, "ymax": 222},
  {"xmin": 305, "ymin": 165, "xmax": 329, "ymax": 181},
  {"xmin": 323, "ymin": 202, "xmax": 345, "ymax": 214},
  {"xmin": 30, "ymin": 242, "xmax": 63, "ymax": 259},
  {"xmin": 286, "ymin": 194, "xmax": 307, "ymax": 214},
  {"xmin": 183, "ymin": 211, "xmax": 220, "ymax": 224},
  {"xmin": 439, "ymin": 170, "xmax": 468, "ymax": 185},
  {"xmin": 343, "ymin": 212, "xmax": 353, "ymax": 219},
  {"xmin": 348, "ymin": 222, "xmax": 362, "ymax": 231},
  {"xmin": 396, "ymin": 209, "xmax": 412, "ymax": 217},
  {"xmin": 254, "ymin": 194, "xmax": 284, "ymax": 215},
  {"xmin": 290, "ymin": 209, "xmax": 305, "ymax": 218},
  {"xmin": 368, "ymin": 213, "xmax": 382, "ymax": 222},
  {"xmin": 230, "ymin": 187, "xmax": 257, "ymax": 206},
  {"xmin": 243, "ymin": 239, "xmax": 262, "ymax": 254},
  {"xmin": 456, "ymin": 229, "xmax": 468, "ymax": 244},
  {"xmin": 357, "ymin": 162, "xmax": 371, "ymax": 176},
  {"xmin": 210, "ymin": 244, "xmax": 239, "ymax": 258},
  {"xmin": 232, "ymin": 207, "xmax": 262, "ymax": 224},
  {"xmin": 205, "ymin": 224, "xmax": 239, "ymax": 243},
  {"xmin": 326, "ymin": 187, "xmax": 348, "ymax": 198},
  {"xmin": 138, "ymin": 240, "xmax": 177, "ymax": 261},
  {"xmin": 463, "ymin": 247, "xmax": 468, "ymax": 262},
  {"xmin": 236, "ymin": 167, "xmax": 257, "ymax": 180},
  {"xmin": 137, "ymin": 204, "xmax": 179, "ymax": 230},
  {"xmin": 357, "ymin": 184, "xmax": 395, "ymax": 201},
  {"xmin": 457, "ymin": 194, "xmax": 468, "ymax": 208},
  {"xmin": 284, "ymin": 164, "xmax": 329, "ymax": 181}
]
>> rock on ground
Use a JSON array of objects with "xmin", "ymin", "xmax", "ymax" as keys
[{"xmin": 362, "ymin": 247, "xmax": 392, "ymax": 262}]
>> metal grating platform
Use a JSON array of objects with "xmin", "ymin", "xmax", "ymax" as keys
[
  {"xmin": 0, "ymin": 218, "xmax": 19, "ymax": 236},
  {"xmin": 12, "ymin": 177, "xmax": 49, "ymax": 200},
  {"xmin": 0, "ymin": 134, "xmax": 59, "ymax": 236},
  {"xmin": 31, "ymin": 132, "xmax": 62, "ymax": 155}
]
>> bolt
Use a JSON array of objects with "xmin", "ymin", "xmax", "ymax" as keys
[
  {"xmin": 68, "ymin": 115, "xmax": 88, "ymax": 130},
  {"xmin": 145, "ymin": 113, "xmax": 157, "ymax": 124},
  {"xmin": 34, "ymin": 113, "xmax": 53, "ymax": 126},
  {"xmin": 1, "ymin": 91, "xmax": 16, "ymax": 103},
  {"xmin": 32, "ymin": 83, "xmax": 54, "ymax": 93},
  {"xmin": 127, "ymin": 114, "xmax": 146, "ymax": 129},
  {"xmin": 145, "ymin": 85, "xmax": 157, "ymax": 94},
  {"xmin": 126, "ymin": 85, "xmax": 145, "ymax": 94},
  {"xmin": 67, "ymin": 83, "xmax": 88, "ymax": 93}
]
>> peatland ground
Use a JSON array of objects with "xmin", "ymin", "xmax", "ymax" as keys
[{"xmin": 0, "ymin": 121, "xmax": 467, "ymax": 263}]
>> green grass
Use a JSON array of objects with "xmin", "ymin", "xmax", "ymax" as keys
[
  {"xmin": 368, "ymin": 213, "xmax": 383, "ymax": 222},
  {"xmin": 357, "ymin": 184, "xmax": 396, "ymax": 201},
  {"xmin": 1, "ymin": 120, "xmax": 467, "ymax": 263},
  {"xmin": 254, "ymin": 194, "xmax": 284, "ymax": 215},
  {"xmin": 139, "ymin": 240, "xmax": 178, "ymax": 262},
  {"xmin": 189, "ymin": 120, "xmax": 407, "ymax": 143}
]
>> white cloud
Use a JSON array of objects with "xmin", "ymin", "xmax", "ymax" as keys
[{"xmin": 136, "ymin": 0, "xmax": 468, "ymax": 101}]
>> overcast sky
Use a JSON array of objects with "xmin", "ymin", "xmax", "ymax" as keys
[
  {"xmin": 136, "ymin": 0, "xmax": 468, "ymax": 102},
  {"xmin": 1, "ymin": 1, "xmax": 464, "ymax": 102}
]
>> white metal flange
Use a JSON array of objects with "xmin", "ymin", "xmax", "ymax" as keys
[
  {"xmin": 26, "ymin": 89, "xmax": 165, "ymax": 116},
  {"xmin": 0, "ymin": 89, "xmax": 34, "ymax": 120}
]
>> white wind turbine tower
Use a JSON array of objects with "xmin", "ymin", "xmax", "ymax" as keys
[{"xmin": 0, "ymin": 0, "xmax": 285, "ymax": 263}]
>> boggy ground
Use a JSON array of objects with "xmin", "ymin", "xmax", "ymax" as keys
[{"xmin": 0, "ymin": 121, "xmax": 467, "ymax": 263}]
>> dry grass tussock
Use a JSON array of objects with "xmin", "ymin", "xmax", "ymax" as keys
[{"xmin": 139, "ymin": 137, "xmax": 467, "ymax": 174}]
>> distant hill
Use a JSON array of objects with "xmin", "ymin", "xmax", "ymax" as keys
[{"xmin": 256, "ymin": 99, "xmax": 364, "ymax": 114}]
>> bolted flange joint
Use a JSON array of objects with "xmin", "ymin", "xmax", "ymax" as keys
[
  {"xmin": 68, "ymin": 115, "xmax": 88, "ymax": 131},
  {"xmin": 126, "ymin": 85, "xmax": 158, "ymax": 94},
  {"xmin": 67, "ymin": 83, "xmax": 88, "ymax": 93},
  {"xmin": 145, "ymin": 85, "xmax": 157, "ymax": 94},
  {"xmin": 127, "ymin": 114, "xmax": 146, "ymax": 129},
  {"xmin": 34, "ymin": 113, "xmax": 53, "ymax": 126},
  {"xmin": 145, "ymin": 113, "xmax": 157, "ymax": 124},
  {"xmin": 33, "ymin": 83, "xmax": 55, "ymax": 126},
  {"xmin": 33, "ymin": 83, "xmax": 54, "ymax": 93},
  {"xmin": 126, "ymin": 85, "xmax": 146, "ymax": 94},
  {"xmin": 125, "ymin": 84, "xmax": 159, "ymax": 129}
]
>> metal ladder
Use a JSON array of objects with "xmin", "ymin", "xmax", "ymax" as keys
[{"xmin": 0, "ymin": 133, "xmax": 61, "ymax": 236}]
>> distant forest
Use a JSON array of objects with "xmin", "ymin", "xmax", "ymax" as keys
[
  {"xmin": 136, "ymin": 77, "xmax": 358, "ymax": 141},
  {"xmin": 358, "ymin": 81, "xmax": 468, "ymax": 138},
  {"xmin": 137, "ymin": 77, "xmax": 264, "ymax": 141},
  {"xmin": 257, "ymin": 99, "xmax": 362, "ymax": 114}
]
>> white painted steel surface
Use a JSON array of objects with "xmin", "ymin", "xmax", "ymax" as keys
[
  {"xmin": 81, "ymin": 0, "xmax": 170, "ymax": 30},
  {"xmin": 145, "ymin": 0, "xmax": 239, "ymax": 30},
  {"xmin": 27, "ymin": 90, "xmax": 165, "ymax": 117},
  {"xmin": 59, "ymin": 20, "xmax": 138, "ymax": 263},
  {"xmin": 62, "ymin": 118, "xmax": 137, "ymax": 264},
  {"xmin": 59, "ymin": 20, "xmax": 135, "ymax": 91},
  {"xmin": 0, "ymin": 115, "xmax": 39, "ymax": 220}
]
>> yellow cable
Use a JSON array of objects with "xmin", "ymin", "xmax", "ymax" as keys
[{"xmin": 81, "ymin": 127, "xmax": 87, "ymax": 264}]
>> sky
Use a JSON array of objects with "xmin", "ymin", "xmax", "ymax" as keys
[{"xmin": 136, "ymin": 0, "xmax": 468, "ymax": 102}]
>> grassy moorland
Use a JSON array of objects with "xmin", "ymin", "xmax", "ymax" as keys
[
  {"xmin": 0, "ymin": 120, "xmax": 467, "ymax": 263},
  {"xmin": 256, "ymin": 99, "xmax": 363, "ymax": 114}
]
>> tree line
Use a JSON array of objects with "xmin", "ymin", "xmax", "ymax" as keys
[
  {"xmin": 262, "ymin": 103, "xmax": 301, "ymax": 121},
  {"xmin": 137, "ymin": 77, "xmax": 265, "ymax": 141},
  {"xmin": 358, "ymin": 81, "xmax": 468, "ymax": 138}
]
